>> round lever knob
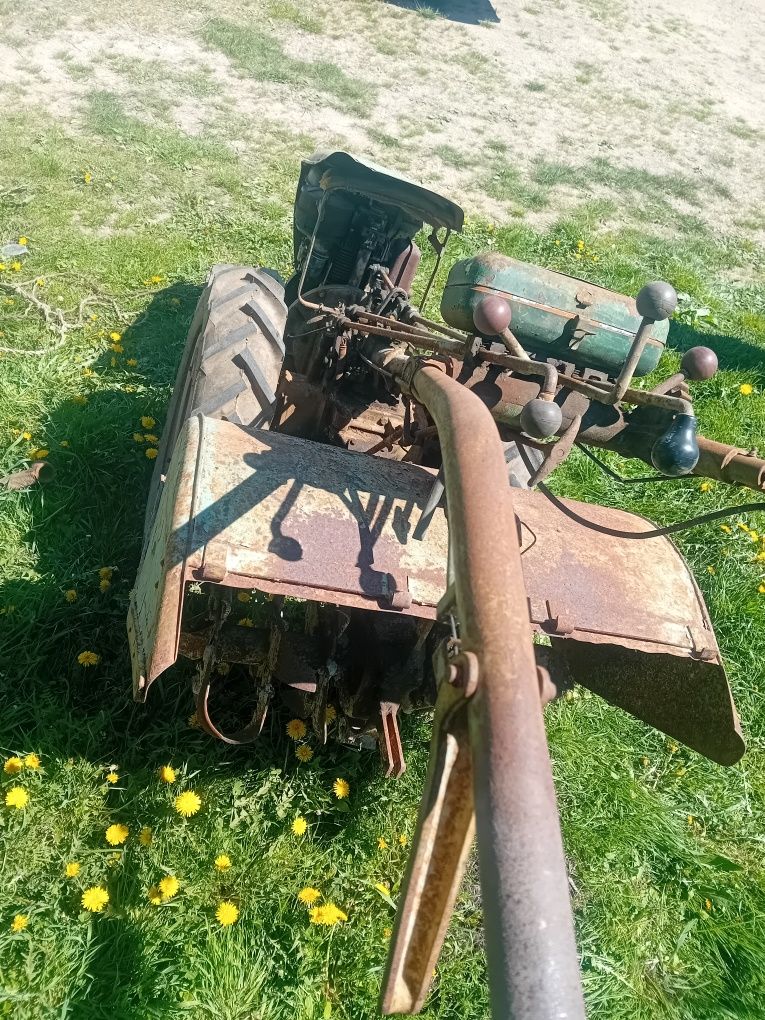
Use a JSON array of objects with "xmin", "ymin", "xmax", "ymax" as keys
[
  {"xmin": 651, "ymin": 413, "xmax": 699, "ymax": 476},
  {"xmin": 520, "ymin": 398, "xmax": 563, "ymax": 440},
  {"xmin": 636, "ymin": 281, "xmax": 677, "ymax": 322},
  {"xmin": 681, "ymin": 346, "xmax": 718, "ymax": 381},
  {"xmin": 473, "ymin": 295, "xmax": 512, "ymax": 336}
]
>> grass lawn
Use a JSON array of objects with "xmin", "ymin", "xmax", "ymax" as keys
[{"xmin": 1, "ymin": 8, "xmax": 765, "ymax": 1020}]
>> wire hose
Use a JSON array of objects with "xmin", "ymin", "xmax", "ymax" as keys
[{"xmin": 516, "ymin": 443, "xmax": 765, "ymax": 540}]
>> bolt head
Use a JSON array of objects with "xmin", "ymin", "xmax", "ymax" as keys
[
  {"xmin": 681, "ymin": 346, "xmax": 718, "ymax": 381},
  {"xmin": 636, "ymin": 280, "xmax": 678, "ymax": 321},
  {"xmin": 473, "ymin": 295, "xmax": 512, "ymax": 336},
  {"xmin": 520, "ymin": 398, "xmax": 563, "ymax": 440}
]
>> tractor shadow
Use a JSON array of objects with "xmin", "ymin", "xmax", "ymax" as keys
[{"xmin": 383, "ymin": 0, "xmax": 499, "ymax": 24}]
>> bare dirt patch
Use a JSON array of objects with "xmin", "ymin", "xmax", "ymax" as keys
[{"xmin": 1, "ymin": 0, "xmax": 764, "ymax": 240}]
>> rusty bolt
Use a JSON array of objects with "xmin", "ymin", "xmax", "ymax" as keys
[{"xmin": 448, "ymin": 651, "xmax": 479, "ymax": 697}]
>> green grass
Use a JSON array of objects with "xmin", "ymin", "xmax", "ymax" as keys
[
  {"xmin": 2, "ymin": 77, "xmax": 765, "ymax": 1020},
  {"xmin": 200, "ymin": 18, "xmax": 375, "ymax": 117}
]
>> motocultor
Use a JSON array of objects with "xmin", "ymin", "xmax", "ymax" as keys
[{"xmin": 129, "ymin": 151, "xmax": 764, "ymax": 1018}]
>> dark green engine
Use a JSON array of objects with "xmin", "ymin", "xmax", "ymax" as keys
[{"xmin": 440, "ymin": 251, "xmax": 669, "ymax": 378}]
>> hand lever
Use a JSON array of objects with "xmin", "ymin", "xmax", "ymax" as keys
[
  {"xmin": 380, "ymin": 653, "xmax": 477, "ymax": 1014},
  {"xmin": 611, "ymin": 280, "xmax": 677, "ymax": 401}
]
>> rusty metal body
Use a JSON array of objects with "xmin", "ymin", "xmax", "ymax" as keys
[{"xmin": 129, "ymin": 150, "xmax": 763, "ymax": 1020}]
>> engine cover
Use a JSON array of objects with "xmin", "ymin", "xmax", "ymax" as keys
[{"xmin": 441, "ymin": 252, "xmax": 669, "ymax": 379}]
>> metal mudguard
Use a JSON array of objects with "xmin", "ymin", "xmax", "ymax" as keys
[{"xmin": 128, "ymin": 415, "xmax": 742, "ymax": 764}]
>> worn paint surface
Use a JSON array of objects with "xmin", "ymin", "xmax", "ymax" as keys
[
  {"xmin": 441, "ymin": 252, "xmax": 668, "ymax": 377},
  {"xmin": 129, "ymin": 415, "xmax": 740, "ymax": 765}
]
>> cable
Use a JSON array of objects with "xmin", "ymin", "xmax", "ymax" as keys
[
  {"xmin": 575, "ymin": 443, "xmax": 680, "ymax": 484},
  {"xmin": 535, "ymin": 481, "xmax": 765, "ymax": 540},
  {"xmin": 514, "ymin": 440, "xmax": 765, "ymax": 539}
]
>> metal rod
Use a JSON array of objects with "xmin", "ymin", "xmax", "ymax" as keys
[
  {"xmin": 410, "ymin": 313, "xmax": 470, "ymax": 344},
  {"xmin": 377, "ymin": 350, "xmax": 585, "ymax": 1020},
  {"xmin": 609, "ymin": 317, "xmax": 655, "ymax": 401},
  {"xmin": 479, "ymin": 349, "xmax": 559, "ymax": 400}
]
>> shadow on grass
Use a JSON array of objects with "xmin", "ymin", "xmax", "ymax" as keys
[{"xmin": 383, "ymin": 0, "xmax": 499, "ymax": 24}]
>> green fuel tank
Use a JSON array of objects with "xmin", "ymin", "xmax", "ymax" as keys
[{"xmin": 440, "ymin": 252, "xmax": 669, "ymax": 378}]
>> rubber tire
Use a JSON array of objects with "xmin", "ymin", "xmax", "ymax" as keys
[
  {"xmin": 505, "ymin": 440, "xmax": 544, "ymax": 489},
  {"xmin": 143, "ymin": 264, "xmax": 288, "ymax": 544}
]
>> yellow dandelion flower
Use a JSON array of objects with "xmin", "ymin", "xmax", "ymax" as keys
[
  {"xmin": 106, "ymin": 772, "xmax": 119, "ymax": 784},
  {"xmin": 35, "ymin": 277, "xmax": 45, "ymax": 287},
  {"xmin": 383, "ymin": 926, "xmax": 392, "ymax": 938},
  {"xmin": 739, "ymin": 384, "xmax": 754, "ymax": 396},
  {"xmin": 18, "ymin": 236, "xmax": 28, "ymax": 246},
  {"xmin": 750, "ymin": 531, "xmax": 760, "ymax": 542},
  {"xmin": 295, "ymin": 744, "xmax": 314, "ymax": 762},
  {"xmin": 5, "ymin": 787, "xmax": 28, "ymax": 809},
  {"xmin": 237, "ymin": 617, "xmax": 254, "ymax": 627},
  {"xmin": 31, "ymin": 449, "xmax": 49, "ymax": 459},
  {"xmin": 309, "ymin": 903, "xmax": 347, "ymax": 926},
  {"xmin": 0, "ymin": 262, "xmax": 4, "ymax": 270},
  {"xmin": 286, "ymin": 719, "xmax": 307, "ymax": 740},
  {"xmin": 215, "ymin": 854, "xmax": 232, "ymax": 872},
  {"xmin": 65, "ymin": 589, "xmax": 77, "ymax": 603},
  {"xmin": 755, "ymin": 552, "xmax": 765, "ymax": 563},
  {"xmin": 10, "ymin": 260, "xmax": 22, "ymax": 272},
  {"xmin": 83, "ymin": 172, "xmax": 92, "ymax": 184},
  {"xmin": 333, "ymin": 778, "xmax": 350, "ymax": 800},
  {"xmin": 78, "ymin": 651, "xmax": 100, "ymax": 667},
  {"xmin": 81, "ymin": 886, "xmax": 109, "ymax": 912},
  {"xmin": 4, "ymin": 756, "xmax": 23, "ymax": 775},
  {"xmin": 706, "ymin": 565, "xmax": 716, "ymax": 575},
  {"xmin": 23, "ymin": 753, "xmax": 40, "ymax": 770},
  {"xmin": 109, "ymin": 332, "xmax": 121, "ymax": 342},
  {"xmin": 699, "ymin": 481, "xmax": 713, "ymax": 492},
  {"xmin": 298, "ymin": 887, "xmax": 321, "ymax": 905},
  {"xmin": 150, "ymin": 275, "xmax": 163, "ymax": 285},
  {"xmin": 705, "ymin": 898, "xmax": 712, "ymax": 911},
  {"xmin": 158, "ymin": 875, "xmax": 179, "ymax": 900},
  {"xmin": 126, "ymin": 358, "xmax": 138, "ymax": 367},
  {"xmin": 105, "ymin": 824, "xmax": 129, "ymax": 846},
  {"xmin": 667, "ymin": 741, "xmax": 678, "ymax": 754},
  {"xmin": 141, "ymin": 416, "xmax": 156, "ymax": 429},
  {"xmin": 99, "ymin": 567, "xmax": 113, "ymax": 581},
  {"xmin": 237, "ymin": 591, "xmax": 252, "ymax": 603},
  {"xmin": 143, "ymin": 434, "xmax": 159, "ymax": 443},
  {"xmin": 377, "ymin": 837, "xmax": 388, "ymax": 850},
  {"xmin": 188, "ymin": 712, "xmax": 200, "ymax": 729},
  {"xmin": 398, "ymin": 834, "xmax": 407, "ymax": 847},
  {"xmin": 100, "ymin": 579, "xmax": 111, "ymax": 593},
  {"xmin": 687, "ymin": 814, "xmax": 694, "ymax": 826},
  {"xmin": 292, "ymin": 816, "xmax": 308, "ymax": 836},
  {"xmin": 158, "ymin": 765, "xmax": 176, "ymax": 784},
  {"xmin": 145, "ymin": 448, "xmax": 158, "ymax": 460},
  {"xmin": 147, "ymin": 885, "xmax": 162, "ymax": 905},
  {"xmin": 65, "ymin": 862, "xmax": 80, "ymax": 878},
  {"xmin": 325, "ymin": 705, "xmax": 337, "ymax": 724},
  {"xmin": 174, "ymin": 791, "xmax": 201, "ymax": 817},
  {"xmin": 759, "ymin": 584, "xmax": 765, "ymax": 594},
  {"xmin": 139, "ymin": 826, "xmax": 153, "ymax": 847},
  {"xmin": 720, "ymin": 524, "xmax": 732, "ymax": 534},
  {"xmin": 11, "ymin": 914, "xmax": 29, "ymax": 932},
  {"xmin": 641, "ymin": 756, "xmax": 650, "ymax": 767},
  {"xmin": 20, "ymin": 431, "xmax": 32, "ymax": 441},
  {"xmin": 133, "ymin": 432, "xmax": 145, "ymax": 443},
  {"xmin": 374, "ymin": 882, "xmax": 390, "ymax": 896},
  {"xmin": 216, "ymin": 900, "xmax": 239, "ymax": 926},
  {"xmin": 110, "ymin": 344, "xmax": 124, "ymax": 354}
]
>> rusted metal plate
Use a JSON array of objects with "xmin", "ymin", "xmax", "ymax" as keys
[
  {"xmin": 128, "ymin": 414, "xmax": 449, "ymax": 697},
  {"xmin": 129, "ymin": 414, "xmax": 741, "ymax": 767}
]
